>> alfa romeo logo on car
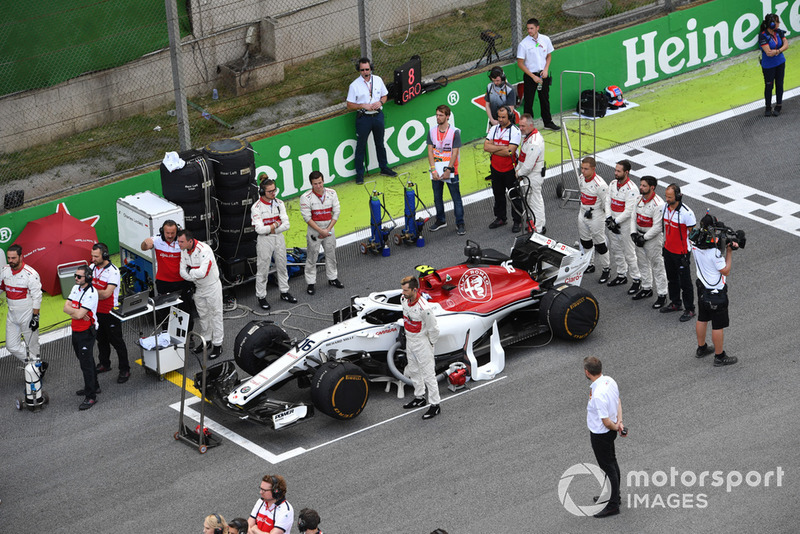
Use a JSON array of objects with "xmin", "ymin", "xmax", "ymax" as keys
[
  {"xmin": 558, "ymin": 463, "xmax": 610, "ymax": 517},
  {"xmin": 458, "ymin": 268, "xmax": 491, "ymax": 302}
]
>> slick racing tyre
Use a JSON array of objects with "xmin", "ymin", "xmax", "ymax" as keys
[
  {"xmin": 234, "ymin": 322, "xmax": 291, "ymax": 376},
  {"xmin": 539, "ymin": 285, "xmax": 599, "ymax": 340},
  {"xmin": 310, "ymin": 361, "xmax": 369, "ymax": 420}
]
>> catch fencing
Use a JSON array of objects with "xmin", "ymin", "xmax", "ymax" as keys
[{"xmin": 0, "ymin": 0, "xmax": 700, "ymax": 205}]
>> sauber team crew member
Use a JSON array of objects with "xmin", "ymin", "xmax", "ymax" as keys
[
  {"xmin": 248, "ymin": 474, "xmax": 294, "ymax": 534},
  {"xmin": 484, "ymin": 106, "xmax": 522, "ymax": 232},
  {"xmin": 629, "ymin": 176, "xmax": 668, "ymax": 308},
  {"xmin": 90, "ymin": 243, "xmax": 131, "ymax": 383},
  {"xmin": 661, "ymin": 184, "xmax": 697, "ymax": 322},
  {"xmin": 300, "ymin": 171, "xmax": 344, "ymax": 296},
  {"xmin": 251, "ymin": 179, "xmax": 297, "ymax": 310},
  {"xmin": 515, "ymin": 113, "xmax": 546, "ymax": 233},
  {"xmin": 1, "ymin": 244, "xmax": 43, "ymax": 363},
  {"xmin": 64, "ymin": 265, "xmax": 100, "ymax": 411},
  {"xmin": 604, "ymin": 160, "xmax": 642, "ymax": 294},
  {"xmin": 400, "ymin": 275, "xmax": 441, "ymax": 420},
  {"xmin": 140, "ymin": 219, "xmax": 192, "ymax": 297},
  {"xmin": 576, "ymin": 157, "xmax": 610, "ymax": 283},
  {"xmin": 178, "ymin": 230, "xmax": 223, "ymax": 359}
]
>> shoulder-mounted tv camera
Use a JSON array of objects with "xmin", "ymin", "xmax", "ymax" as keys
[{"xmin": 689, "ymin": 213, "xmax": 746, "ymax": 251}]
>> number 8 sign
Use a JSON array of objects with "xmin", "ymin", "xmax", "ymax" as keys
[{"xmin": 394, "ymin": 56, "xmax": 423, "ymax": 105}]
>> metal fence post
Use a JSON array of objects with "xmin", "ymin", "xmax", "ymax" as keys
[
  {"xmin": 166, "ymin": 0, "xmax": 191, "ymax": 151},
  {"xmin": 510, "ymin": 0, "xmax": 522, "ymax": 58},
  {"xmin": 358, "ymin": 0, "xmax": 372, "ymax": 61}
]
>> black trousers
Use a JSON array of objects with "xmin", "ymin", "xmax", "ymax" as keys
[
  {"xmin": 590, "ymin": 430, "xmax": 621, "ymax": 506},
  {"xmin": 662, "ymin": 249, "xmax": 694, "ymax": 311},
  {"xmin": 73, "ymin": 328, "xmax": 99, "ymax": 399},
  {"xmin": 763, "ymin": 62, "xmax": 785, "ymax": 108},
  {"xmin": 97, "ymin": 313, "xmax": 129, "ymax": 372},
  {"xmin": 491, "ymin": 167, "xmax": 522, "ymax": 224},
  {"xmin": 523, "ymin": 72, "xmax": 553, "ymax": 124}
]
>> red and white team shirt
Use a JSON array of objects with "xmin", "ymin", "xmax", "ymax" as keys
[
  {"xmin": 486, "ymin": 124, "xmax": 521, "ymax": 173},
  {"xmin": 67, "ymin": 284, "xmax": 98, "ymax": 332},
  {"xmin": 251, "ymin": 197, "xmax": 289, "ymax": 236},
  {"xmin": 662, "ymin": 204, "xmax": 696, "ymax": 255},
  {"xmin": 401, "ymin": 293, "xmax": 440, "ymax": 344},
  {"xmin": 90, "ymin": 262, "xmax": 121, "ymax": 314},
  {"xmin": 0, "ymin": 263, "xmax": 43, "ymax": 313},
  {"xmin": 179, "ymin": 239, "xmax": 219, "ymax": 291},
  {"xmin": 299, "ymin": 187, "xmax": 340, "ymax": 229},
  {"xmin": 605, "ymin": 178, "xmax": 640, "ymax": 223},
  {"xmin": 579, "ymin": 174, "xmax": 609, "ymax": 215},
  {"xmin": 632, "ymin": 193, "xmax": 665, "ymax": 241},
  {"xmin": 250, "ymin": 499, "xmax": 294, "ymax": 534},
  {"xmin": 152, "ymin": 236, "xmax": 183, "ymax": 282}
]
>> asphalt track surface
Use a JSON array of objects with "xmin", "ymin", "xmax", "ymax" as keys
[{"xmin": 2, "ymin": 96, "xmax": 798, "ymax": 533}]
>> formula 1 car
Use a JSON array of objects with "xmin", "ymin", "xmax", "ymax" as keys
[{"xmin": 197, "ymin": 232, "xmax": 600, "ymax": 430}]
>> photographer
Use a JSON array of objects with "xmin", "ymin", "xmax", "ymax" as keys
[{"xmin": 691, "ymin": 214, "xmax": 740, "ymax": 367}]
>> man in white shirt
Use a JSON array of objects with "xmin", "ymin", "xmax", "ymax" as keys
[
  {"xmin": 248, "ymin": 474, "xmax": 294, "ymax": 534},
  {"xmin": 584, "ymin": 356, "xmax": 625, "ymax": 518},
  {"xmin": 516, "ymin": 18, "xmax": 560, "ymax": 131},
  {"xmin": 692, "ymin": 214, "xmax": 738, "ymax": 367},
  {"xmin": 345, "ymin": 57, "xmax": 397, "ymax": 185}
]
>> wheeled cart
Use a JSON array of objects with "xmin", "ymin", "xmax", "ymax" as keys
[
  {"xmin": 140, "ymin": 303, "xmax": 187, "ymax": 379},
  {"xmin": 174, "ymin": 332, "xmax": 222, "ymax": 454}
]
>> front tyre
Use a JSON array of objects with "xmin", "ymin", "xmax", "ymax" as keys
[{"xmin": 310, "ymin": 361, "xmax": 369, "ymax": 420}]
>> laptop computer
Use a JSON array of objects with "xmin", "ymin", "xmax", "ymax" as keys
[
  {"xmin": 154, "ymin": 291, "xmax": 182, "ymax": 308},
  {"xmin": 113, "ymin": 290, "xmax": 150, "ymax": 317}
]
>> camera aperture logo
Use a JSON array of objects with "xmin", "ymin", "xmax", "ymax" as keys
[{"xmin": 558, "ymin": 463, "xmax": 609, "ymax": 517}]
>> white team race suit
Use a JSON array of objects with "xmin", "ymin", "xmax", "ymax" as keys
[
  {"xmin": 299, "ymin": 187, "xmax": 340, "ymax": 284},
  {"xmin": 605, "ymin": 178, "xmax": 641, "ymax": 279},
  {"xmin": 1, "ymin": 263, "xmax": 43, "ymax": 361},
  {"xmin": 251, "ymin": 197, "xmax": 290, "ymax": 296},
  {"xmin": 578, "ymin": 173, "xmax": 610, "ymax": 270},
  {"xmin": 401, "ymin": 292, "xmax": 441, "ymax": 405},
  {"xmin": 515, "ymin": 128, "xmax": 546, "ymax": 230},
  {"xmin": 631, "ymin": 193, "xmax": 668, "ymax": 295},
  {"xmin": 180, "ymin": 240, "xmax": 224, "ymax": 347}
]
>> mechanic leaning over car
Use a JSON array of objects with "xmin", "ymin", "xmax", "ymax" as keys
[{"xmin": 400, "ymin": 275, "xmax": 441, "ymax": 420}]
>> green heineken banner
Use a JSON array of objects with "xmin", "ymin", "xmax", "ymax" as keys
[{"xmin": 0, "ymin": 0, "xmax": 787, "ymax": 251}]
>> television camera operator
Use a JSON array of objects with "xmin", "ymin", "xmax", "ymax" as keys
[{"xmin": 690, "ymin": 213, "xmax": 745, "ymax": 367}]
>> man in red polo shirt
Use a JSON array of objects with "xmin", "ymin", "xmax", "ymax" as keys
[
  {"xmin": 661, "ymin": 184, "xmax": 697, "ymax": 322},
  {"xmin": 141, "ymin": 219, "xmax": 192, "ymax": 297},
  {"xmin": 484, "ymin": 106, "xmax": 522, "ymax": 232}
]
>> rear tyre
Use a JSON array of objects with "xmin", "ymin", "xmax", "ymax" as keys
[
  {"xmin": 539, "ymin": 285, "xmax": 599, "ymax": 340},
  {"xmin": 234, "ymin": 322, "xmax": 291, "ymax": 376},
  {"xmin": 555, "ymin": 182, "xmax": 564, "ymax": 199},
  {"xmin": 310, "ymin": 361, "xmax": 369, "ymax": 420}
]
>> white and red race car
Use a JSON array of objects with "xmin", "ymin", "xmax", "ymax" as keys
[{"xmin": 198, "ymin": 232, "xmax": 600, "ymax": 430}]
